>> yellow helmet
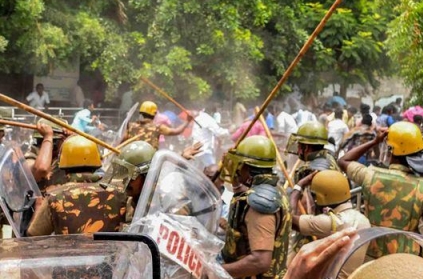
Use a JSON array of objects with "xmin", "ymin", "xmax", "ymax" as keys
[
  {"xmin": 387, "ymin": 121, "xmax": 423, "ymax": 156},
  {"xmin": 139, "ymin": 101, "xmax": 158, "ymax": 116},
  {"xmin": 311, "ymin": 170, "xmax": 350, "ymax": 206},
  {"xmin": 59, "ymin": 135, "xmax": 102, "ymax": 169},
  {"xmin": 349, "ymin": 253, "xmax": 423, "ymax": 279}
]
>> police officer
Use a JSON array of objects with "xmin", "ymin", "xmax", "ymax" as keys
[
  {"xmin": 25, "ymin": 118, "xmax": 69, "ymax": 194},
  {"xmin": 286, "ymin": 121, "xmax": 340, "ymax": 183},
  {"xmin": 220, "ymin": 135, "xmax": 291, "ymax": 278},
  {"xmin": 107, "ymin": 140, "xmax": 156, "ymax": 212},
  {"xmin": 290, "ymin": 170, "xmax": 370, "ymax": 279},
  {"xmin": 26, "ymin": 135, "xmax": 126, "ymax": 236},
  {"xmin": 338, "ymin": 121, "xmax": 423, "ymax": 259},
  {"xmin": 106, "ymin": 140, "xmax": 202, "ymax": 221},
  {"xmin": 123, "ymin": 101, "xmax": 192, "ymax": 149}
]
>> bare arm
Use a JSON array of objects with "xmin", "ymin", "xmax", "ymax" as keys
[
  {"xmin": 222, "ymin": 250, "xmax": 272, "ymax": 277},
  {"xmin": 160, "ymin": 120, "xmax": 190, "ymax": 136},
  {"xmin": 31, "ymin": 123, "xmax": 54, "ymax": 182},
  {"xmin": 338, "ymin": 128, "xmax": 388, "ymax": 172}
]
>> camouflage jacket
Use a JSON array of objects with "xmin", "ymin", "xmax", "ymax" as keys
[
  {"xmin": 25, "ymin": 145, "xmax": 67, "ymax": 194},
  {"xmin": 222, "ymin": 175, "xmax": 292, "ymax": 278},
  {"xmin": 48, "ymin": 172, "xmax": 127, "ymax": 235},
  {"xmin": 295, "ymin": 149, "xmax": 340, "ymax": 183},
  {"xmin": 363, "ymin": 164, "xmax": 423, "ymax": 258},
  {"xmin": 126, "ymin": 120, "xmax": 160, "ymax": 149}
]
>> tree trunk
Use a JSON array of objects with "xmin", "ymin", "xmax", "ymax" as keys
[{"xmin": 340, "ymin": 83, "xmax": 348, "ymax": 99}]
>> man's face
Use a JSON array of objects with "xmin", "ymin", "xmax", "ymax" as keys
[
  {"xmin": 236, "ymin": 164, "xmax": 251, "ymax": 186},
  {"xmin": 89, "ymin": 104, "xmax": 95, "ymax": 111},
  {"xmin": 126, "ymin": 175, "xmax": 145, "ymax": 206},
  {"xmin": 297, "ymin": 143, "xmax": 308, "ymax": 161},
  {"xmin": 36, "ymin": 85, "xmax": 44, "ymax": 95}
]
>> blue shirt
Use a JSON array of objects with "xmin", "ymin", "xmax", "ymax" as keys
[
  {"xmin": 266, "ymin": 113, "xmax": 275, "ymax": 130},
  {"xmin": 71, "ymin": 109, "xmax": 95, "ymax": 133}
]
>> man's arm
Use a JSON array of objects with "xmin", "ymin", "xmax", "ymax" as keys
[
  {"xmin": 26, "ymin": 198, "xmax": 54, "ymax": 236},
  {"xmin": 223, "ymin": 250, "xmax": 272, "ymax": 277},
  {"xmin": 338, "ymin": 129, "xmax": 388, "ymax": 172},
  {"xmin": 26, "ymin": 93, "xmax": 33, "ymax": 103},
  {"xmin": 290, "ymin": 171, "xmax": 317, "ymax": 230},
  {"xmin": 160, "ymin": 120, "xmax": 190, "ymax": 136},
  {"xmin": 223, "ymin": 208, "xmax": 276, "ymax": 277},
  {"xmin": 30, "ymin": 124, "xmax": 54, "ymax": 182}
]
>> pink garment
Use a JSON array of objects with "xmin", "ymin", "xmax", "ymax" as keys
[
  {"xmin": 231, "ymin": 121, "xmax": 267, "ymax": 142},
  {"xmin": 154, "ymin": 112, "xmax": 172, "ymax": 143},
  {"xmin": 402, "ymin": 106, "xmax": 423, "ymax": 122}
]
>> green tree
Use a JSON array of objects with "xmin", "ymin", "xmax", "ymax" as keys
[
  {"xmin": 385, "ymin": 0, "xmax": 423, "ymax": 105},
  {"xmin": 295, "ymin": 1, "xmax": 392, "ymax": 98}
]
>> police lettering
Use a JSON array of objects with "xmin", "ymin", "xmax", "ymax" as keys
[{"xmin": 157, "ymin": 223, "xmax": 203, "ymax": 277}]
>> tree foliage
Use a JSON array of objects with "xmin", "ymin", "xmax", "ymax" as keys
[
  {"xmin": 0, "ymin": 0, "xmax": 394, "ymax": 102},
  {"xmin": 385, "ymin": 0, "xmax": 423, "ymax": 105},
  {"xmin": 295, "ymin": 1, "xmax": 391, "ymax": 97}
]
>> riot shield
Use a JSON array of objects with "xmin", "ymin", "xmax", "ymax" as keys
[
  {"xmin": 102, "ymin": 102, "xmax": 139, "ymax": 169},
  {"xmin": 0, "ymin": 144, "xmax": 41, "ymax": 237},
  {"xmin": 116, "ymin": 102, "xmax": 140, "ymax": 145},
  {"xmin": 134, "ymin": 213, "xmax": 231, "ymax": 279},
  {"xmin": 0, "ymin": 233, "xmax": 158, "ymax": 279},
  {"xmin": 130, "ymin": 150, "xmax": 222, "ymax": 234},
  {"xmin": 129, "ymin": 150, "xmax": 226, "ymax": 278}
]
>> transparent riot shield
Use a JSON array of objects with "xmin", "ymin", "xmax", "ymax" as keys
[
  {"xmin": 0, "ymin": 144, "xmax": 41, "ymax": 237},
  {"xmin": 129, "ymin": 150, "xmax": 226, "ymax": 278},
  {"xmin": 0, "ymin": 233, "xmax": 159, "ymax": 279},
  {"xmin": 324, "ymin": 227, "xmax": 423, "ymax": 279},
  {"xmin": 116, "ymin": 102, "xmax": 140, "ymax": 145},
  {"xmin": 102, "ymin": 102, "xmax": 139, "ymax": 169},
  {"xmin": 130, "ymin": 150, "xmax": 222, "ymax": 234}
]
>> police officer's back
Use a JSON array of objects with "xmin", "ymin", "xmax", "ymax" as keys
[{"xmin": 26, "ymin": 135, "xmax": 126, "ymax": 236}]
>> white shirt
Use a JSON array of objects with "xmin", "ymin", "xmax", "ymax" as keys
[
  {"xmin": 213, "ymin": 112, "xmax": 221, "ymax": 124},
  {"xmin": 292, "ymin": 109, "xmax": 317, "ymax": 127},
  {"xmin": 327, "ymin": 119, "xmax": 349, "ymax": 151},
  {"xmin": 277, "ymin": 111, "xmax": 298, "ymax": 134},
  {"xmin": 26, "ymin": 92, "xmax": 50, "ymax": 109},
  {"xmin": 192, "ymin": 111, "xmax": 229, "ymax": 155}
]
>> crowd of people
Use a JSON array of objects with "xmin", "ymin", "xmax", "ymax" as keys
[{"xmin": 5, "ymin": 85, "xmax": 423, "ymax": 278}]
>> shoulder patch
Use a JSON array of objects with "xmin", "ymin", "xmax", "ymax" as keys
[{"xmin": 247, "ymin": 184, "xmax": 282, "ymax": 214}]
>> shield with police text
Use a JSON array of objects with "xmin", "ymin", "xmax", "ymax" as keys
[
  {"xmin": 0, "ymin": 144, "xmax": 41, "ymax": 237},
  {"xmin": 129, "ymin": 150, "xmax": 224, "ymax": 278}
]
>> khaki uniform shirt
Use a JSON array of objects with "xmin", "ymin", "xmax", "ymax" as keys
[
  {"xmin": 245, "ymin": 208, "xmax": 276, "ymax": 252},
  {"xmin": 299, "ymin": 202, "xmax": 370, "ymax": 279}
]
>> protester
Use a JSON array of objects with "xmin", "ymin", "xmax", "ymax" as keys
[
  {"xmin": 71, "ymin": 99, "xmax": 104, "ymax": 135},
  {"xmin": 327, "ymin": 108, "xmax": 349, "ymax": 152},
  {"xmin": 192, "ymin": 109, "xmax": 229, "ymax": 168},
  {"xmin": 26, "ymin": 83, "xmax": 50, "ymax": 109}
]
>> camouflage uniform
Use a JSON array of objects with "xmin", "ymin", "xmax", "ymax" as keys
[
  {"xmin": 126, "ymin": 120, "xmax": 160, "ymax": 149},
  {"xmin": 222, "ymin": 175, "xmax": 292, "ymax": 278},
  {"xmin": 295, "ymin": 149, "xmax": 340, "ymax": 183},
  {"xmin": 25, "ymin": 145, "xmax": 67, "ymax": 194},
  {"xmin": 27, "ymin": 173, "xmax": 126, "ymax": 236},
  {"xmin": 347, "ymin": 161, "xmax": 423, "ymax": 258}
]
